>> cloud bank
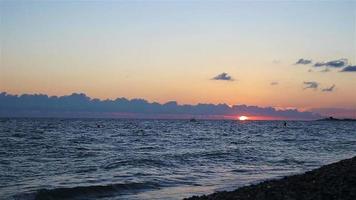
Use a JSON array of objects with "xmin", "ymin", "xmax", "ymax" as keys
[{"xmin": 0, "ymin": 92, "xmax": 320, "ymax": 120}]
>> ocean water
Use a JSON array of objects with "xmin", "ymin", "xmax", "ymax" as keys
[{"xmin": 0, "ymin": 119, "xmax": 355, "ymax": 200}]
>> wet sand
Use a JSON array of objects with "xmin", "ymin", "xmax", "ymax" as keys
[{"xmin": 185, "ymin": 156, "xmax": 356, "ymax": 200}]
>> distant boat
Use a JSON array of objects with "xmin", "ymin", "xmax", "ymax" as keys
[{"xmin": 189, "ymin": 118, "xmax": 197, "ymax": 122}]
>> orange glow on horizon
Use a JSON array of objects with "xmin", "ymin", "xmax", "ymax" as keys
[{"xmin": 222, "ymin": 115, "xmax": 289, "ymax": 121}]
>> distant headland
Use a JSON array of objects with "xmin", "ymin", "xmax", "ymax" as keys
[{"xmin": 317, "ymin": 116, "xmax": 356, "ymax": 121}]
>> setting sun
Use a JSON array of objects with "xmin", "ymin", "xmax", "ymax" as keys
[{"xmin": 239, "ymin": 116, "xmax": 248, "ymax": 121}]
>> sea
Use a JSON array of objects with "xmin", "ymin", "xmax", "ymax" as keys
[{"xmin": 0, "ymin": 118, "xmax": 355, "ymax": 200}]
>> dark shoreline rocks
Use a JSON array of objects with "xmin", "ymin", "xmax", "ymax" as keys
[{"xmin": 185, "ymin": 156, "xmax": 356, "ymax": 200}]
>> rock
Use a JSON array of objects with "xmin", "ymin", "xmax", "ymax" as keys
[{"xmin": 184, "ymin": 156, "xmax": 356, "ymax": 200}]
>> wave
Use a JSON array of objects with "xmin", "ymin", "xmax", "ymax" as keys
[
  {"xmin": 103, "ymin": 158, "xmax": 172, "ymax": 169},
  {"xmin": 270, "ymin": 158, "xmax": 307, "ymax": 165},
  {"xmin": 34, "ymin": 182, "xmax": 160, "ymax": 200}
]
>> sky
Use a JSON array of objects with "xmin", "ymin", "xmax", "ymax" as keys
[{"xmin": 1, "ymin": 0, "xmax": 356, "ymax": 118}]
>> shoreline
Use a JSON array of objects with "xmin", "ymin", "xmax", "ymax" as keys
[{"xmin": 185, "ymin": 156, "xmax": 356, "ymax": 200}]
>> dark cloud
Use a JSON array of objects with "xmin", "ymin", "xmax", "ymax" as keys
[
  {"xmin": 322, "ymin": 84, "xmax": 335, "ymax": 92},
  {"xmin": 212, "ymin": 72, "xmax": 234, "ymax": 81},
  {"xmin": 270, "ymin": 81, "xmax": 279, "ymax": 86},
  {"xmin": 295, "ymin": 58, "xmax": 312, "ymax": 65},
  {"xmin": 314, "ymin": 59, "xmax": 347, "ymax": 68},
  {"xmin": 313, "ymin": 63, "xmax": 324, "ymax": 67},
  {"xmin": 303, "ymin": 81, "xmax": 319, "ymax": 90},
  {"xmin": 340, "ymin": 65, "xmax": 356, "ymax": 72},
  {"xmin": 0, "ymin": 92, "xmax": 320, "ymax": 120}
]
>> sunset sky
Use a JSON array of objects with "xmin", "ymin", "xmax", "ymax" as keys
[{"xmin": 1, "ymin": 0, "xmax": 356, "ymax": 117}]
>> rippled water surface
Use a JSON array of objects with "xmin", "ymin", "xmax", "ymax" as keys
[{"xmin": 1, "ymin": 118, "xmax": 355, "ymax": 200}]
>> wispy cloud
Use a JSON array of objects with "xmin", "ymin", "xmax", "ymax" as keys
[
  {"xmin": 212, "ymin": 72, "xmax": 234, "ymax": 81},
  {"xmin": 314, "ymin": 58, "xmax": 347, "ymax": 68},
  {"xmin": 272, "ymin": 59, "xmax": 280, "ymax": 64},
  {"xmin": 303, "ymin": 81, "xmax": 319, "ymax": 90},
  {"xmin": 322, "ymin": 84, "xmax": 335, "ymax": 92},
  {"xmin": 270, "ymin": 81, "xmax": 279, "ymax": 86},
  {"xmin": 320, "ymin": 68, "xmax": 330, "ymax": 73},
  {"xmin": 340, "ymin": 65, "xmax": 356, "ymax": 72},
  {"xmin": 295, "ymin": 58, "xmax": 312, "ymax": 65}
]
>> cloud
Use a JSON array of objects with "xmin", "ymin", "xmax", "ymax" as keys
[
  {"xmin": 272, "ymin": 59, "xmax": 280, "ymax": 64},
  {"xmin": 296, "ymin": 57, "xmax": 355, "ymax": 73},
  {"xmin": 340, "ymin": 65, "xmax": 356, "ymax": 72},
  {"xmin": 322, "ymin": 84, "xmax": 335, "ymax": 92},
  {"xmin": 320, "ymin": 68, "xmax": 330, "ymax": 73},
  {"xmin": 303, "ymin": 81, "xmax": 319, "ymax": 90},
  {"xmin": 212, "ymin": 72, "xmax": 234, "ymax": 81},
  {"xmin": 270, "ymin": 81, "xmax": 279, "ymax": 86},
  {"xmin": 0, "ymin": 92, "xmax": 320, "ymax": 120},
  {"xmin": 295, "ymin": 58, "xmax": 312, "ymax": 65},
  {"xmin": 314, "ymin": 58, "xmax": 347, "ymax": 68}
]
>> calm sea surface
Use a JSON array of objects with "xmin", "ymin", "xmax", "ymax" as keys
[{"xmin": 0, "ymin": 118, "xmax": 355, "ymax": 200}]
